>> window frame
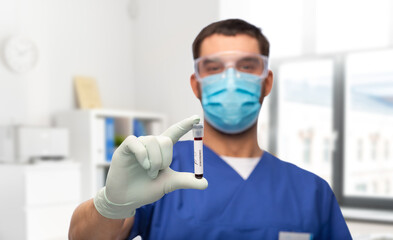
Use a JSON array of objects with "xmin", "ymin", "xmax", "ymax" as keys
[{"xmin": 269, "ymin": 48, "xmax": 393, "ymax": 212}]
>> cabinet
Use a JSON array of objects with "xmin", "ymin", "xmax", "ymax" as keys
[
  {"xmin": 0, "ymin": 162, "xmax": 81, "ymax": 240},
  {"xmin": 54, "ymin": 109, "xmax": 166, "ymax": 201}
]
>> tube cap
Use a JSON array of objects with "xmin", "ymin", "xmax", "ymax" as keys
[{"xmin": 192, "ymin": 123, "xmax": 204, "ymax": 138}]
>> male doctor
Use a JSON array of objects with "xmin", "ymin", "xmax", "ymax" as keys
[{"xmin": 69, "ymin": 19, "xmax": 352, "ymax": 239}]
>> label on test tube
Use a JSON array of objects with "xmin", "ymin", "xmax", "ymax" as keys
[
  {"xmin": 192, "ymin": 123, "xmax": 204, "ymax": 179},
  {"xmin": 194, "ymin": 138, "xmax": 203, "ymax": 178}
]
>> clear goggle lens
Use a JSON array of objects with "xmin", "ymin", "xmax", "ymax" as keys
[{"xmin": 194, "ymin": 51, "xmax": 269, "ymax": 81}]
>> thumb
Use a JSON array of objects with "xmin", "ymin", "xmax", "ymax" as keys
[
  {"xmin": 161, "ymin": 115, "xmax": 200, "ymax": 144},
  {"xmin": 164, "ymin": 171, "xmax": 208, "ymax": 194}
]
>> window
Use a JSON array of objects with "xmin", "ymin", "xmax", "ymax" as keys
[
  {"xmin": 277, "ymin": 59, "xmax": 334, "ymax": 186},
  {"xmin": 303, "ymin": 136, "xmax": 312, "ymax": 164},
  {"xmin": 355, "ymin": 183, "xmax": 367, "ymax": 193},
  {"xmin": 220, "ymin": 0, "xmax": 393, "ymax": 211},
  {"xmin": 373, "ymin": 181, "xmax": 379, "ymax": 194},
  {"xmin": 323, "ymin": 138, "xmax": 331, "ymax": 163},
  {"xmin": 357, "ymin": 139, "xmax": 363, "ymax": 162},
  {"xmin": 344, "ymin": 50, "xmax": 393, "ymax": 200},
  {"xmin": 370, "ymin": 134, "xmax": 378, "ymax": 161},
  {"xmin": 271, "ymin": 50, "xmax": 393, "ymax": 208}
]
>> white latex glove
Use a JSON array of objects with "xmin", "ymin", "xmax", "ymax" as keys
[{"xmin": 94, "ymin": 115, "xmax": 208, "ymax": 219}]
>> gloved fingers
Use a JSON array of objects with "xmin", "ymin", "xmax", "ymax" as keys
[
  {"xmin": 121, "ymin": 135, "xmax": 150, "ymax": 169},
  {"xmin": 138, "ymin": 136, "xmax": 162, "ymax": 179},
  {"xmin": 161, "ymin": 115, "xmax": 200, "ymax": 144},
  {"xmin": 164, "ymin": 171, "xmax": 208, "ymax": 194},
  {"xmin": 156, "ymin": 136, "xmax": 173, "ymax": 170}
]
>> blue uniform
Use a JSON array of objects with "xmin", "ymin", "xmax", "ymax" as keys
[{"xmin": 128, "ymin": 141, "xmax": 351, "ymax": 240}]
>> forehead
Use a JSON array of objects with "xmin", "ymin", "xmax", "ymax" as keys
[{"xmin": 199, "ymin": 34, "xmax": 260, "ymax": 57}]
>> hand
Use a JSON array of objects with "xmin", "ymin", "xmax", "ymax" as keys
[{"xmin": 94, "ymin": 115, "xmax": 208, "ymax": 219}]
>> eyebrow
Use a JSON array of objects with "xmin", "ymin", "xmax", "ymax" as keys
[
  {"xmin": 238, "ymin": 57, "xmax": 260, "ymax": 63},
  {"xmin": 201, "ymin": 58, "xmax": 222, "ymax": 66}
]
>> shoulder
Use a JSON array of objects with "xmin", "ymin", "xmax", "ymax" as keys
[
  {"xmin": 264, "ymin": 151, "xmax": 332, "ymax": 193},
  {"xmin": 264, "ymin": 152, "xmax": 339, "ymax": 220}
]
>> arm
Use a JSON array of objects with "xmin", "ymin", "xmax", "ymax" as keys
[
  {"xmin": 69, "ymin": 199, "xmax": 134, "ymax": 240},
  {"xmin": 68, "ymin": 116, "xmax": 207, "ymax": 239},
  {"xmin": 317, "ymin": 182, "xmax": 352, "ymax": 239}
]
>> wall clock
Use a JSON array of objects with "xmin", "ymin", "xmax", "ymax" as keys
[{"xmin": 3, "ymin": 36, "xmax": 39, "ymax": 73}]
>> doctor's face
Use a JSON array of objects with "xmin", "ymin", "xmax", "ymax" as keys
[
  {"xmin": 190, "ymin": 34, "xmax": 270, "ymax": 134},
  {"xmin": 191, "ymin": 33, "xmax": 271, "ymax": 102}
]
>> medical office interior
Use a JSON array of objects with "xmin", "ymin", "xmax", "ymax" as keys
[{"xmin": 0, "ymin": 0, "xmax": 393, "ymax": 239}]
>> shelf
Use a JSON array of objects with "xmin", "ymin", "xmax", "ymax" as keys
[
  {"xmin": 55, "ymin": 109, "xmax": 166, "ymax": 201},
  {"xmin": 84, "ymin": 109, "xmax": 165, "ymax": 120}
]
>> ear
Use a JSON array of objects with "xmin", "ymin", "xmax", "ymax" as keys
[
  {"xmin": 260, "ymin": 70, "xmax": 273, "ymax": 103},
  {"xmin": 190, "ymin": 74, "xmax": 202, "ymax": 100}
]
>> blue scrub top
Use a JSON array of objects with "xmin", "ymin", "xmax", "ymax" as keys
[{"xmin": 128, "ymin": 141, "xmax": 351, "ymax": 240}]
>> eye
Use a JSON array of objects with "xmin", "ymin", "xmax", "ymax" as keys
[
  {"xmin": 236, "ymin": 58, "xmax": 262, "ymax": 73},
  {"xmin": 203, "ymin": 61, "xmax": 224, "ymax": 74},
  {"xmin": 237, "ymin": 62, "xmax": 257, "ymax": 72},
  {"xmin": 238, "ymin": 63, "xmax": 256, "ymax": 70}
]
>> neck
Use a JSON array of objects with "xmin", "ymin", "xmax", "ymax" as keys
[{"xmin": 203, "ymin": 120, "xmax": 263, "ymax": 158}]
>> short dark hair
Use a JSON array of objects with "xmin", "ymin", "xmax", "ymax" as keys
[{"xmin": 192, "ymin": 19, "xmax": 270, "ymax": 59}]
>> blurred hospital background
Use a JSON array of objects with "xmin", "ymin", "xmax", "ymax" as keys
[{"xmin": 1, "ymin": 0, "xmax": 393, "ymax": 239}]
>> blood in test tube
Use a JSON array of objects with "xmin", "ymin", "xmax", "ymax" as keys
[{"xmin": 192, "ymin": 124, "xmax": 204, "ymax": 179}]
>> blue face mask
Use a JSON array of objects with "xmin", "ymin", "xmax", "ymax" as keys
[{"xmin": 201, "ymin": 68, "xmax": 263, "ymax": 134}]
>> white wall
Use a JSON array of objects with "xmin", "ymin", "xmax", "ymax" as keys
[
  {"xmin": 132, "ymin": 0, "xmax": 220, "ymax": 133},
  {"xmin": 0, "ymin": 0, "xmax": 135, "ymax": 126}
]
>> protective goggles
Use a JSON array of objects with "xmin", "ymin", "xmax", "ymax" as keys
[{"xmin": 194, "ymin": 51, "xmax": 269, "ymax": 81}]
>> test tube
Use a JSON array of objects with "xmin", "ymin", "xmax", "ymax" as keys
[{"xmin": 192, "ymin": 123, "xmax": 204, "ymax": 179}]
